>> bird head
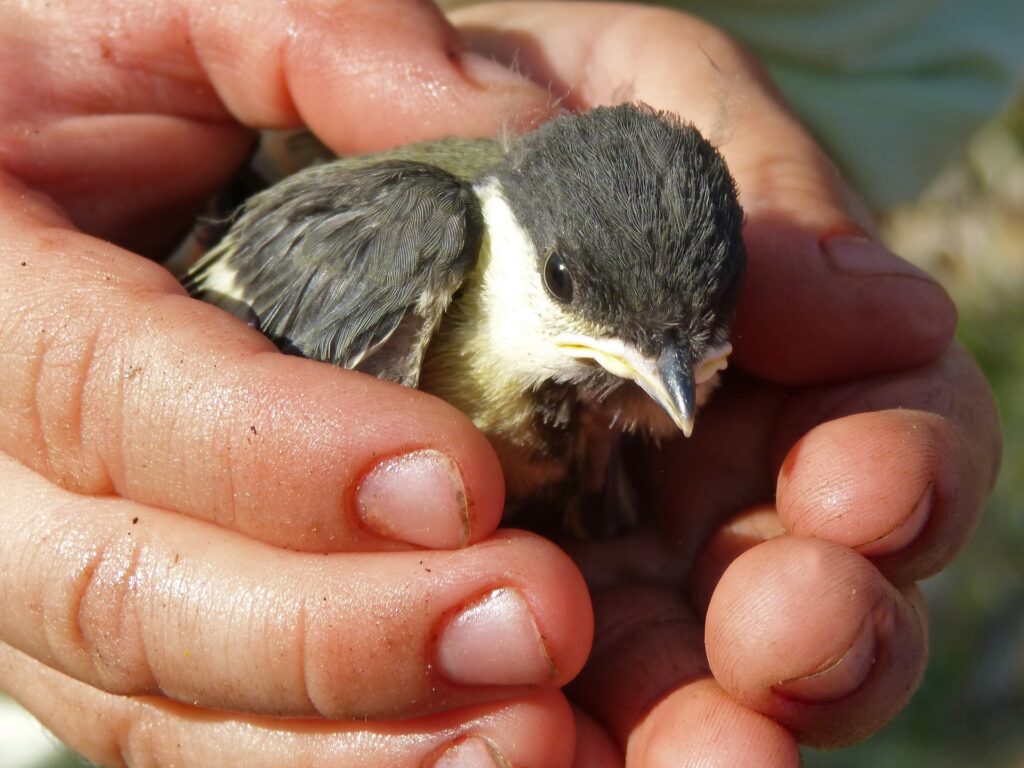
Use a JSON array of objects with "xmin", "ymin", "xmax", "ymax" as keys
[{"xmin": 478, "ymin": 104, "xmax": 745, "ymax": 437}]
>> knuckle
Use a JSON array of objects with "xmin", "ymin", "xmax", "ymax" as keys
[
  {"xmin": 70, "ymin": 520, "xmax": 156, "ymax": 694},
  {"xmin": 3, "ymin": 285, "xmax": 119, "ymax": 494}
]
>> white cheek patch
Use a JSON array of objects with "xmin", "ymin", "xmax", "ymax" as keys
[{"xmin": 471, "ymin": 180, "xmax": 598, "ymax": 385}]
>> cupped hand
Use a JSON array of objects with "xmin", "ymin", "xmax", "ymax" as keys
[
  {"xmin": 453, "ymin": 3, "xmax": 1000, "ymax": 765},
  {"xmin": 0, "ymin": 1, "xmax": 590, "ymax": 765},
  {"xmin": 0, "ymin": 2, "xmax": 1002, "ymax": 767}
]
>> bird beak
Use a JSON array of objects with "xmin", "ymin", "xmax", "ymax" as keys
[
  {"xmin": 657, "ymin": 343, "xmax": 697, "ymax": 437},
  {"xmin": 555, "ymin": 335, "xmax": 732, "ymax": 437}
]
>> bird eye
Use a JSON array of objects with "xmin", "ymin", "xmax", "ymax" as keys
[{"xmin": 543, "ymin": 251, "xmax": 573, "ymax": 303}]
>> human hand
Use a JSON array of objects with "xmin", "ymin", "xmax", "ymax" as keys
[
  {"xmin": 0, "ymin": 1, "xmax": 592, "ymax": 765},
  {"xmin": 0, "ymin": 1, "xmax": 1001, "ymax": 767},
  {"xmin": 451, "ymin": 3, "xmax": 1001, "ymax": 764}
]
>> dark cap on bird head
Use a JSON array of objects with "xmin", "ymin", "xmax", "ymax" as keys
[{"xmin": 493, "ymin": 104, "xmax": 746, "ymax": 436}]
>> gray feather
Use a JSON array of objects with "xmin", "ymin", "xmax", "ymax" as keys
[{"xmin": 185, "ymin": 159, "xmax": 484, "ymax": 387}]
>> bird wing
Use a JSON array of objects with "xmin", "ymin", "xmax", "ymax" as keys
[{"xmin": 183, "ymin": 159, "xmax": 484, "ymax": 387}]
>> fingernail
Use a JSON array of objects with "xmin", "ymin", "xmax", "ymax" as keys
[
  {"xmin": 824, "ymin": 236, "xmax": 958, "ymax": 344},
  {"xmin": 357, "ymin": 450, "xmax": 469, "ymax": 549},
  {"xmin": 857, "ymin": 483, "xmax": 933, "ymax": 557},
  {"xmin": 773, "ymin": 613, "xmax": 877, "ymax": 703},
  {"xmin": 823, "ymin": 236, "xmax": 934, "ymax": 281},
  {"xmin": 457, "ymin": 50, "xmax": 529, "ymax": 89},
  {"xmin": 431, "ymin": 737, "xmax": 507, "ymax": 768},
  {"xmin": 437, "ymin": 587, "xmax": 555, "ymax": 686}
]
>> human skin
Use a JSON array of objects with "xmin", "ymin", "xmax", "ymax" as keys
[{"xmin": 0, "ymin": 1, "xmax": 1000, "ymax": 766}]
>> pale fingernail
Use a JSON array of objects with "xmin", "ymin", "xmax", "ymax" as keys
[
  {"xmin": 437, "ymin": 587, "xmax": 555, "ymax": 686},
  {"xmin": 457, "ymin": 50, "xmax": 530, "ymax": 89},
  {"xmin": 857, "ymin": 483, "xmax": 933, "ymax": 557},
  {"xmin": 823, "ymin": 236, "xmax": 934, "ymax": 280},
  {"xmin": 356, "ymin": 450, "xmax": 469, "ymax": 549},
  {"xmin": 431, "ymin": 737, "xmax": 507, "ymax": 768},
  {"xmin": 773, "ymin": 613, "xmax": 877, "ymax": 703}
]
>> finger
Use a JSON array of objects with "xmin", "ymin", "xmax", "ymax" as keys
[
  {"xmin": 454, "ymin": 2, "xmax": 956, "ymax": 381},
  {"xmin": 637, "ymin": 375, "xmax": 783, "ymax": 566},
  {"xmin": 773, "ymin": 344, "xmax": 1001, "ymax": 582},
  {"xmin": 1, "ymin": 0, "xmax": 555, "ymax": 244},
  {"xmin": 627, "ymin": 681, "xmax": 801, "ymax": 768},
  {"xmin": 0, "ymin": 454, "xmax": 591, "ymax": 718},
  {"xmin": 0, "ymin": 178, "xmax": 504, "ymax": 551},
  {"xmin": 644, "ymin": 346, "xmax": 999, "ymax": 586},
  {"xmin": 0, "ymin": 643, "xmax": 576, "ymax": 768},
  {"xmin": 571, "ymin": 708, "xmax": 623, "ymax": 768},
  {"xmin": 705, "ymin": 536, "xmax": 929, "ymax": 748},
  {"xmin": 190, "ymin": 0, "xmax": 555, "ymax": 148},
  {"xmin": 568, "ymin": 586, "xmax": 800, "ymax": 765},
  {"xmin": 688, "ymin": 504, "xmax": 784, "ymax": 616}
]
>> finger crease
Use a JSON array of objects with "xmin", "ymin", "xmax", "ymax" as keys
[
  {"xmin": 69, "ymin": 543, "xmax": 105, "ymax": 662},
  {"xmin": 110, "ymin": 341, "xmax": 131, "ymax": 496},
  {"xmin": 127, "ymin": 544, "xmax": 160, "ymax": 694},
  {"xmin": 223, "ymin": 431, "xmax": 239, "ymax": 530},
  {"xmin": 297, "ymin": 600, "xmax": 319, "ymax": 715},
  {"xmin": 28, "ymin": 330, "xmax": 52, "ymax": 476},
  {"xmin": 71, "ymin": 327, "xmax": 103, "ymax": 484}
]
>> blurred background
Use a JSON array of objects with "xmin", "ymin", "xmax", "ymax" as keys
[{"xmin": 2, "ymin": 76, "xmax": 1022, "ymax": 768}]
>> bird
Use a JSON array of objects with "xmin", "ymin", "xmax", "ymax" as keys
[{"xmin": 181, "ymin": 103, "xmax": 746, "ymax": 534}]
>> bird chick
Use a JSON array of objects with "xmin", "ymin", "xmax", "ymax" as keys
[{"xmin": 183, "ymin": 104, "xmax": 746, "ymax": 533}]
